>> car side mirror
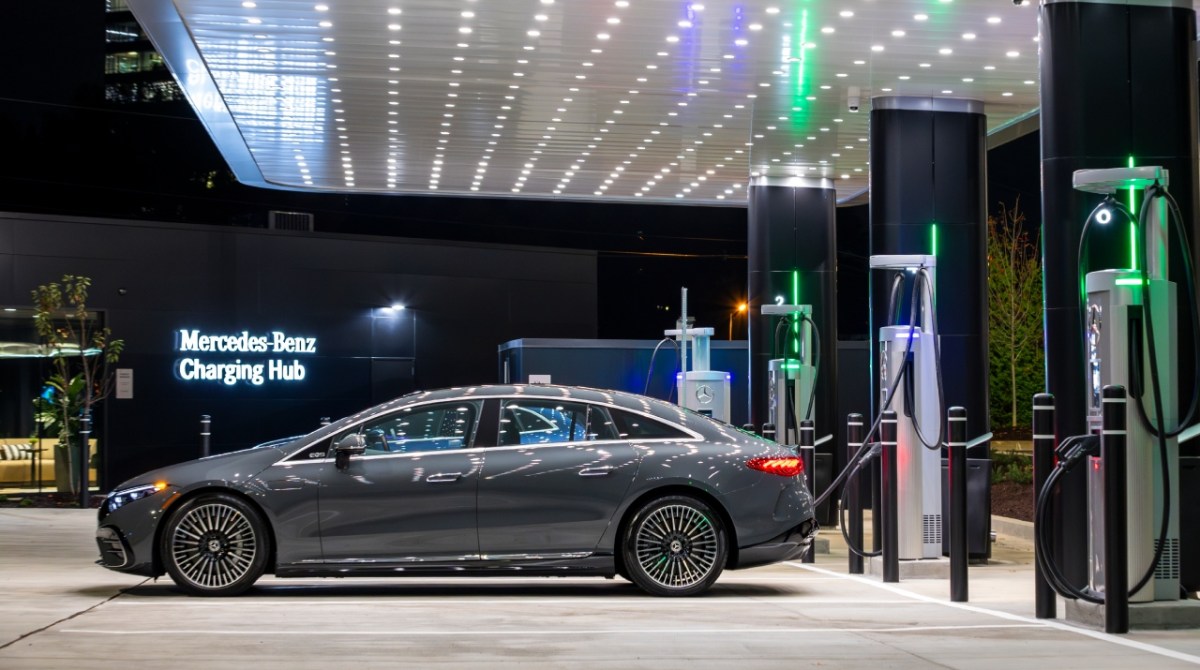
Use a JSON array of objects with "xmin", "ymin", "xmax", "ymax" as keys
[{"xmin": 334, "ymin": 434, "xmax": 366, "ymax": 470}]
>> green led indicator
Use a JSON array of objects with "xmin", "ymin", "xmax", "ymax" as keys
[
  {"xmin": 791, "ymin": 270, "xmax": 800, "ymax": 354},
  {"xmin": 1128, "ymin": 155, "xmax": 1138, "ymax": 271},
  {"xmin": 1115, "ymin": 276, "xmax": 1144, "ymax": 286},
  {"xmin": 931, "ymin": 223, "xmax": 939, "ymax": 257}
]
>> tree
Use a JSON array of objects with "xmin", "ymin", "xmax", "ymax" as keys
[
  {"xmin": 31, "ymin": 276, "xmax": 124, "ymax": 496},
  {"xmin": 987, "ymin": 199, "xmax": 1045, "ymax": 431}
]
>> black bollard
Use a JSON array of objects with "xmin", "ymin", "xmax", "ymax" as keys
[
  {"xmin": 948, "ymin": 406, "xmax": 968, "ymax": 602},
  {"xmin": 200, "ymin": 414, "xmax": 212, "ymax": 458},
  {"xmin": 1101, "ymin": 385, "xmax": 1128, "ymax": 634},
  {"xmin": 799, "ymin": 419, "xmax": 816, "ymax": 563},
  {"xmin": 742, "ymin": 423, "xmax": 756, "ymax": 435},
  {"xmin": 1032, "ymin": 393, "xmax": 1057, "ymax": 619},
  {"xmin": 79, "ymin": 409, "xmax": 92, "ymax": 509},
  {"xmin": 762, "ymin": 423, "xmax": 776, "ymax": 443},
  {"xmin": 847, "ymin": 413, "xmax": 865, "ymax": 575},
  {"xmin": 881, "ymin": 410, "xmax": 899, "ymax": 583}
]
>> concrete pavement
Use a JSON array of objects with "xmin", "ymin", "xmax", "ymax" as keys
[{"xmin": 1, "ymin": 508, "xmax": 1197, "ymax": 669}]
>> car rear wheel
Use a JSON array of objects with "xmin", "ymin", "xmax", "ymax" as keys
[
  {"xmin": 622, "ymin": 495, "xmax": 727, "ymax": 596},
  {"xmin": 161, "ymin": 492, "xmax": 268, "ymax": 596}
]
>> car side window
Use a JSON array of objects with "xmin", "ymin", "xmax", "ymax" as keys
[
  {"xmin": 608, "ymin": 407, "xmax": 691, "ymax": 440},
  {"xmin": 342, "ymin": 401, "xmax": 482, "ymax": 455}
]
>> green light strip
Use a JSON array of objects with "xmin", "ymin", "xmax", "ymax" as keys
[
  {"xmin": 791, "ymin": 269, "xmax": 800, "ymax": 354},
  {"xmin": 1115, "ymin": 277, "xmax": 1144, "ymax": 286},
  {"xmin": 931, "ymin": 223, "xmax": 939, "ymax": 257},
  {"xmin": 1129, "ymin": 155, "xmax": 1138, "ymax": 271}
]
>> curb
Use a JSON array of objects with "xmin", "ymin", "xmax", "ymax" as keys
[{"xmin": 991, "ymin": 514, "xmax": 1034, "ymax": 543}]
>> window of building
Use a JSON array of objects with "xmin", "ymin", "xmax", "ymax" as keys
[{"xmin": 105, "ymin": 21, "xmax": 143, "ymax": 42}]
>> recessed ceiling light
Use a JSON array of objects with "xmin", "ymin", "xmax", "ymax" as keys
[
  {"xmin": 241, "ymin": 0, "xmax": 256, "ymax": 6},
  {"xmin": 528, "ymin": 29, "xmax": 541, "ymax": 37},
  {"xmin": 1006, "ymin": 50, "xmax": 1020, "ymax": 57},
  {"xmin": 1002, "ymin": 91, "xmax": 1014, "ymax": 96},
  {"xmin": 678, "ymin": 19, "xmax": 692, "ymax": 28},
  {"xmin": 821, "ymin": 26, "xmax": 835, "ymax": 34},
  {"xmin": 749, "ymin": 23, "xmax": 763, "ymax": 31},
  {"xmin": 987, "ymin": 16, "xmax": 1002, "ymax": 24},
  {"xmin": 461, "ymin": 10, "xmax": 475, "ymax": 18},
  {"xmin": 898, "ymin": 75, "xmax": 910, "ymax": 80},
  {"xmin": 666, "ymin": 35, "xmax": 679, "ymax": 43},
  {"xmin": 615, "ymin": 0, "xmax": 629, "ymax": 6},
  {"xmin": 914, "ymin": 13, "xmax": 928, "ymax": 21},
  {"xmin": 963, "ymin": 77, "xmax": 974, "ymax": 82},
  {"xmin": 1024, "ymin": 79, "xmax": 1035, "ymax": 85},
  {"xmin": 766, "ymin": 7, "xmax": 780, "ymax": 14},
  {"xmin": 318, "ymin": 20, "xmax": 331, "ymax": 27},
  {"xmin": 919, "ymin": 62, "xmax": 931, "ymax": 68},
  {"xmin": 871, "ymin": 45, "xmax": 884, "ymax": 52},
  {"xmin": 963, "ymin": 32, "xmax": 976, "ymax": 39},
  {"xmin": 839, "ymin": 10, "xmax": 854, "ymax": 17},
  {"xmin": 939, "ymin": 47, "xmax": 953, "ymax": 55},
  {"xmin": 941, "ymin": 90, "xmax": 952, "ymax": 94},
  {"xmin": 984, "ymin": 65, "xmax": 996, "ymax": 70},
  {"xmin": 388, "ymin": 23, "xmax": 401, "ymax": 30},
  {"xmin": 314, "ymin": 3, "xmax": 328, "ymax": 10},
  {"xmin": 597, "ymin": 32, "xmax": 610, "ymax": 40},
  {"xmin": 535, "ymin": 13, "xmax": 548, "ymax": 21},
  {"xmin": 853, "ymin": 59, "xmax": 865, "ymax": 65},
  {"xmin": 387, "ymin": 7, "xmax": 401, "ymax": 14},
  {"xmin": 892, "ymin": 30, "xmax": 906, "ymax": 37},
  {"xmin": 459, "ymin": 26, "xmax": 472, "ymax": 33}
]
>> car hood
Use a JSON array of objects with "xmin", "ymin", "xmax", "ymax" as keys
[{"xmin": 112, "ymin": 445, "xmax": 289, "ymax": 492}]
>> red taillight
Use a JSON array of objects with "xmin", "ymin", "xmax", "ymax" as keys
[{"xmin": 746, "ymin": 456, "xmax": 804, "ymax": 477}]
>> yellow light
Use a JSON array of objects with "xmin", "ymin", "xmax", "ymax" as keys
[
  {"xmin": 153, "ymin": 482, "xmax": 167, "ymax": 491},
  {"xmin": 737, "ymin": 303, "xmax": 747, "ymax": 312}
]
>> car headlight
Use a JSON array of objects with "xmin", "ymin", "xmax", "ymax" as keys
[{"xmin": 105, "ymin": 482, "xmax": 167, "ymax": 513}]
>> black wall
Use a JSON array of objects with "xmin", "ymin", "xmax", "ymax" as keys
[{"xmin": 0, "ymin": 213, "xmax": 596, "ymax": 487}]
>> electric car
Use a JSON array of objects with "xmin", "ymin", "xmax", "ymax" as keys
[{"xmin": 95, "ymin": 385, "xmax": 817, "ymax": 597}]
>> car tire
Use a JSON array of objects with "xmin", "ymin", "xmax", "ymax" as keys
[
  {"xmin": 161, "ymin": 492, "xmax": 269, "ymax": 596},
  {"xmin": 622, "ymin": 495, "xmax": 727, "ymax": 597}
]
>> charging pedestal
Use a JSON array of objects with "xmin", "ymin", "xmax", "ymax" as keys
[
  {"xmin": 762, "ymin": 304, "xmax": 815, "ymax": 444},
  {"xmin": 872, "ymin": 255, "xmax": 942, "ymax": 561},
  {"xmin": 667, "ymin": 288, "xmax": 731, "ymax": 423},
  {"xmin": 1076, "ymin": 167, "xmax": 1181, "ymax": 603}
]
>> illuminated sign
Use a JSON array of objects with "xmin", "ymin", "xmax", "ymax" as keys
[{"xmin": 174, "ymin": 330, "xmax": 316, "ymax": 386}]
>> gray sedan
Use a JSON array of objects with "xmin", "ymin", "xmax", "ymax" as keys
[{"xmin": 96, "ymin": 385, "xmax": 817, "ymax": 597}]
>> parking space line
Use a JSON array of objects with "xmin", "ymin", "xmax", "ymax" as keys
[
  {"xmin": 786, "ymin": 562, "xmax": 1200, "ymax": 666},
  {"xmin": 105, "ymin": 597, "xmax": 913, "ymax": 607},
  {"xmin": 60, "ymin": 624, "xmax": 1042, "ymax": 637}
]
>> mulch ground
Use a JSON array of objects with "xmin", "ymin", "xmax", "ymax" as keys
[{"xmin": 991, "ymin": 481, "xmax": 1034, "ymax": 522}]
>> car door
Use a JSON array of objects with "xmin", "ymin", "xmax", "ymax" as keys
[
  {"xmin": 316, "ymin": 400, "xmax": 484, "ymax": 564},
  {"xmin": 477, "ymin": 398, "xmax": 640, "ymax": 558}
]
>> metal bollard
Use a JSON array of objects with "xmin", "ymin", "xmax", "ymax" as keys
[
  {"xmin": 200, "ymin": 415, "xmax": 212, "ymax": 458},
  {"xmin": 320, "ymin": 416, "xmax": 331, "ymax": 427},
  {"xmin": 880, "ymin": 410, "xmax": 899, "ymax": 583},
  {"xmin": 1032, "ymin": 393, "xmax": 1057, "ymax": 619},
  {"xmin": 799, "ymin": 419, "xmax": 816, "ymax": 563},
  {"xmin": 762, "ymin": 423, "xmax": 776, "ymax": 443},
  {"xmin": 1102, "ymin": 385, "xmax": 1129, "ymax": 634},
  {"xmin": 79, "ymin": 409, "xmax": 92, "ymax": 509},
  {"xmin": 847, "ymin": 413, "xmax": 865, "ymax": 574},
  {"xmin": 948, "ymin": 406, "xmax": 968, "ymax": 602}
]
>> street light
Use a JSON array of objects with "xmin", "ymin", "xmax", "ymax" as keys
[{"xmin": 729, "ymin": 302, "xmax": 747, "ymax": 340}]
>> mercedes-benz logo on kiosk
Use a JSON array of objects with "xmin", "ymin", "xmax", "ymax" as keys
[{"xmin": 695, "ymin": 384, "xmax": 714, "ymax": 405}]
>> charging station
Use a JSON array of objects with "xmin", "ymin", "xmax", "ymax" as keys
[
  {"xmin": 872, "ymin": 254, "xmax": 944, "ymax": 560},
  {"xmin": 1036, "ymin": 166, "xmax": 1199, "ymax": 626},
  {"xmin": 666, "ymin": 288, "xmax": 731, "ymax": 423}
]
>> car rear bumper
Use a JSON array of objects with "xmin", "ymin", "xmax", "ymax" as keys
[{"xmin": 732, "ymin": 517, "xmax": 819, "ymax": 569}]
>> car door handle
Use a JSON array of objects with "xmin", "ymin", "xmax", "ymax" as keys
[
  {"xmin": 578, "ymin": 466, "xmax": 615, "ymax": 477},
  {"xmin": 426, "ymin": 472, "xmax": 463, "ymax": 483}
]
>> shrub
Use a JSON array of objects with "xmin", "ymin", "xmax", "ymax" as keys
[{"xmin": 991, "ymin": 451, "xmax": 1033, "ymax": 485}]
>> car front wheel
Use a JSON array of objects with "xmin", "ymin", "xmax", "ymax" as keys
[
  {"xmin": 622, "ymin": 495, "xmax": 727, "ymax": 596},
  {"xmin": 161, "ymin": 492, "xmax": 268, "ymax": 596}
]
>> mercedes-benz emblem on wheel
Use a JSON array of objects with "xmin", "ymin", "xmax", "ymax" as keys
[{"xmin": 695, "ymin": 385, "xmax": 714, "ymax": 404}]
